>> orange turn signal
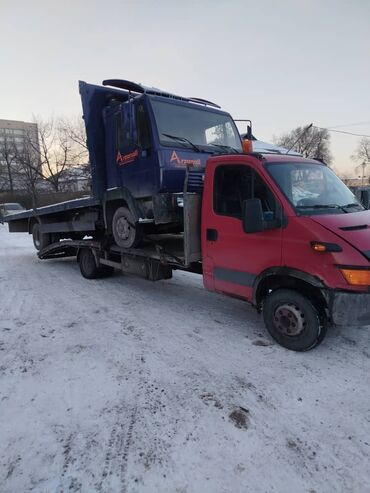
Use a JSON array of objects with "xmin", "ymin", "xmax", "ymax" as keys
[
  {"xmin": 311, "ymin": 242, "xmax": 342, "ymax": 252},
  {"xmin": 242, "ymin": 139, "xmax": 253, "ymax": 153},
  {"xmin": 340, "ymin": 269, "xmax": 370, "ymax": 286},
  {"xmin": 311, "ymin": 242, "xmax": 327, "ymax": 252}
]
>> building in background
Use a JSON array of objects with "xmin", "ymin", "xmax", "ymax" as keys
[
  {"xmin": 57, "ymin": 165, "xmax": 91, "ymax": 192},
  {"xmin": 35, "ymin": 164, "xmax": 91, "ymax": 193},
  {"xmin": 0, "ymin": 119, "xmax": 39, "ymax": 191}
]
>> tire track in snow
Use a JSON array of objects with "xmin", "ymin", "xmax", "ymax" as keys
[{"xmin": 97, "ymin": 349, "xmax": 145, "ymax": 492}]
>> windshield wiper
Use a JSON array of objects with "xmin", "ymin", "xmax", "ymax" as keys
[
  {"xmin": 297, "ymin": 202, "xmax": 364, "ymax": 213},
  {"xmin": 162, "ymin": 133, "xmax": 204, "ymax": 153},
  {"xmin": 342, "ymin": 202, "xmax": 364, "ymax": 209},
  {"xmin": 210, "ymin": 143, "xmax": 240, "ymax": 154},
  {"xmin": 296, "ymin": 204, "xmax": 349, "ymax": 213}
]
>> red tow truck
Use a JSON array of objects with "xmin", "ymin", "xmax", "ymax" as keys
[
  {"xmin": 5, "ymin": 80, "xmax": 370, "ymax": 351},
  {"xmin": 8, "ymin": 151, "xmax": 370, "ymax": 351}
]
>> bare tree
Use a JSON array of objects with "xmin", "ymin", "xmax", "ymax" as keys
[
  {"xmin": 59, "ymin": 115, "xmax": 89, "ymax": 156},
  {"xmin": 14, "ymin": 138, "xmax": 41, "ymax": 207},
  {"xmin": 274, "ymin": 126, "xmax": 332, "ymax": 164},
  {"xmin": 0, "ymin": 133, "xmax": 18, "ymax": 192},
  {"xmin": 353, "ymin": 137, "xmax": 370, "ymax": 163},
  {"xmin": 352, "ymin": 137, "xmax": 370, "ymax": 185},
  {"xmin": 58, "ymin": 116, "xmax": 90, "ymax": 185},
  {"xmin": 18, "ymin": 116, "xmax": 88, "ymax": 192}
]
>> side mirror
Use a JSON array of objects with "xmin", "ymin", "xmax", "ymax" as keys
[{"xmin": 242, "ymin": 198, "xmax": 264, "ymax": 234}]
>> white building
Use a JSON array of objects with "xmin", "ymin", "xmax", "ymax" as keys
[
  {"xmin": 58, "ymin": 165, "xmax": 91, "ymax": 192},
  {"xmin": 0, "ymin": 119, "xmax": 39, "ymax": 191}
]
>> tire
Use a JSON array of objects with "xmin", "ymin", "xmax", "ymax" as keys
[
  {"xmin": 112, "ymin": 206, "xmax": 142, "ymax": 248},
  {"xmin": 78, "ymin": 248, "xmax": 114, "ymax": 279},
  {"xmin": 32, "ymin": 223, "xmax": 52, "ymax": 251},
  {"xmin": 262, "ymin": 289, "xmax": 327, "ymax": 351}
]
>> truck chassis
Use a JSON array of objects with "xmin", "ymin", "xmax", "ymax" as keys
[{"xmin": 37, "ymin": 232, "xmax": 203, "ymax": 282}]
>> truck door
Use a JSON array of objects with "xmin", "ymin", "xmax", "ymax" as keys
[
  {"xmin": 204, "ymin": 163, "xmax": 283, "ymax": 300},
  {"xmin": 115, "ymin": 102, "xmax": 136, "ymax": 192},
  {"xmin": 132, "ymin": 99, "xmax": 156, "ymax": 196},
  {"xmin": 115, "ymin": 100, "xmax": 155, "ymax": 197}
]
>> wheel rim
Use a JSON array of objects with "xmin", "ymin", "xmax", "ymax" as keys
[
  {"xmin": 273, "ymin": 303, "xmax": 305, "ymax": 336},
  {"xmin": 115, "ymin": 216, "xmax": 131, "ymax": 241}
]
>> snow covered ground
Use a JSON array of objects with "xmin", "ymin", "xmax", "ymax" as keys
[{"xmin": 0, "ymin": 224, "xmax": 369, "ymax": 493}]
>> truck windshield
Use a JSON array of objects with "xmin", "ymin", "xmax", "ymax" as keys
[
  {"xmin": 150, "ymin": 99, "xmax": 242, "ymax": 151},
  {"xmin": 266, "ymin": 162, "xmax": 364, "ymax": 215}
]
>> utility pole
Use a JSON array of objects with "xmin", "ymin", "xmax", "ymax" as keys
[{"xmin": 359, "ymin": 161, "xmax": 370, "ymax": 186}]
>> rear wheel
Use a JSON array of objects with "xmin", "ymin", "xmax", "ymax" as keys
[
  {"xmin": 262, "ymin": 289, "xmax": 327, "ymax": 351},
  {"xmin": 32, "ymin": 223, "xmax": 52, "ymax": 251},
  {"xmin": 78, "ymin": 248, "xmax": 114, "ymax": 279},
  {"xmin": 112, "ymin": 207, "xmax": 142, "ymax": 248}
]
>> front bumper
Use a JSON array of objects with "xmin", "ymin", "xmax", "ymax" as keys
[{"xmin": 330, "ymin": 290, "xmax": 370, "ymax": 326}]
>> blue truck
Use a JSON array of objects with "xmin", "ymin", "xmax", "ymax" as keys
[{"xmin": 6, "ymin": 79, "xmax": 243, "ymax": 251}]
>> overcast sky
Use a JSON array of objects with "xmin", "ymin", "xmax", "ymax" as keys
[{"xmin": 1, "ymin": 0, "xmax": 369, "ymax": 174}]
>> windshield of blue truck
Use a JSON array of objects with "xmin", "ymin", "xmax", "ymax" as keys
[
  {"xmin": 266, "ymin": 162, "xmax": 364, "ymax": 214},
  {"xmin": 150, "ymin": 99, "xmax": 242, "ymax": 151}
]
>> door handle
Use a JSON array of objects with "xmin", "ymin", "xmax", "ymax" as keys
[{"xmin": 206, "ymin": 228, "xmax": 218, "ymax": 241}]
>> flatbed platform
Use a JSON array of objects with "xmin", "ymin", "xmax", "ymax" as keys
[{"xmin": 5, "ymin": 196, "xmax": 99, "ymax": 222}]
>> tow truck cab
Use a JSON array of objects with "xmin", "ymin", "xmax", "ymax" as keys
[{"xmin": 202, "ymin": 153, "xmax": 370, "ymax": 350}]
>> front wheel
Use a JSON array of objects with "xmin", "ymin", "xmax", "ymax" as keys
[
  {"xmin": 262, "ymin": 289, "xmax": 327, "ymax": 351},
  {"xmin": 112, "ymin": 207, "xmax": 142, "ymax": 248}
]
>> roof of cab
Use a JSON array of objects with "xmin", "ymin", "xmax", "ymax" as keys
[
  {"xmin": 258, "ymin": 153, "xmax": 326, "ymax": 165},
  {"xmin": 207, "ymin": 152, "xmax": 326, "ymax": 167},
  {"xmin": 102, "ymin": 79, "xmax": 221, "ymax": 109}
]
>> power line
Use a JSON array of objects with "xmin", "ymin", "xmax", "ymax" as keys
[
  {"xmin": 327, "ymin": 121, "xmax": 370, "ymax": 129},
  {"xmin": 314, "ymin": 125, "xmax": 370, "ymax": 138}
]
